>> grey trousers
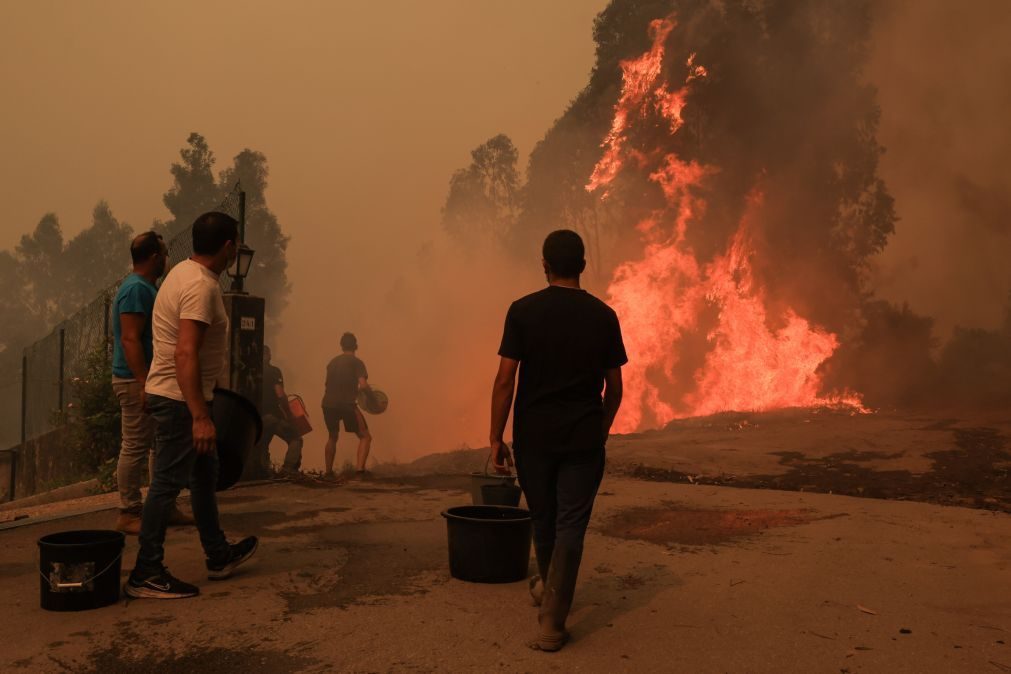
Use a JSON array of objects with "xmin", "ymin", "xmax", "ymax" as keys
[{"xmin": 113, "ymin": 377, "xmax": 155, "ymax": 513}]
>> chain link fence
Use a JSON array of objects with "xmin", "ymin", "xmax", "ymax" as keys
[
  {"xmin": 5, "ymin": 185, "xmax": 244, "ymax": 498},
  {"xmin": 0, "ymin": 355, "xmax": 27, "ymax": 452}
]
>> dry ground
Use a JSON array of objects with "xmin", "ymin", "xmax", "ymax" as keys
[
  {"xmin": 1, "ymin": 408, "xmax": 1009, "ymax": 672},
  {"xmin": 0, "ymin": 473, "xmax": 1009, "ymax": 673}
]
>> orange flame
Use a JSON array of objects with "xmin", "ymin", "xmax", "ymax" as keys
[
  {"xmin": 586, "ymin": 18, "xmax": 677, "ymax": 195},
  {"xmin": 588, "ymin": 16, "xmax": 865, "ymax": 432}
]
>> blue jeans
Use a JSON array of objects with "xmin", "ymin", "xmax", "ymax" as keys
[{"xmin": 135, "ymin": 394, "xmax": 231, "ymax": 575}]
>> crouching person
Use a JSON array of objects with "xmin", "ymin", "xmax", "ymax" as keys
[
  {"xmin": 490, "ymin": 230, "xmax": 627, "ymax": 651},
  {"xmin": 261, "ymin": 345, "xmax": 304, "ymax": 476},
  {"xmin": 126, "ymin": 212, "xmax": 258, "ymax": 599}
]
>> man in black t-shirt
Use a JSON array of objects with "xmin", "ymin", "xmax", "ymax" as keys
[
  {"xmin": 321, "ymin": 332, "xmax": 373, "ymax": 479},
  {"xmin": 491, "ymin": 230, "xmax": 627, "ymax": 653},
  {"xmin": 258, "ymin": 346, "xmax": 304, "ymax": 476}
]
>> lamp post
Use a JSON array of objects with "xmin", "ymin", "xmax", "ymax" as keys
[{"xmin": 228, "ymin": 243, "xmax": 255, "ymax": 294}]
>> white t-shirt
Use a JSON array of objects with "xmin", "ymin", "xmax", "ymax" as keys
[{"xmin": 146, "ymin": 259, "xmax": 229, "ymax": 402}]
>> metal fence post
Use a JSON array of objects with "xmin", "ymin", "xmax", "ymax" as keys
[
  {"xmin": 57, "ymin": 327, "xmax": 66, "ymax": 414},
  {"xmin": 15, "ymin": 352, "xmax": 26, "ymax": 500},
  {"xmin": 20, "ymin": 352, "xmax": 27, "ymax": 451},
  {"xmin": 238, "ymin": 190, "xmax": 246, "ymax": 244}
]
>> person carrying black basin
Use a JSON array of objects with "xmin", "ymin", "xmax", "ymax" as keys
[
  {"xmin": 490, "ymin": 229, "xmax": 627, "ymax": 652},
  {"xmin": 321, "ymin": 332, "xmax": 373, "ymax": 479},
  {"xmin": 126, "ymin": 212, "xmax": 258, "ymax": 599}
]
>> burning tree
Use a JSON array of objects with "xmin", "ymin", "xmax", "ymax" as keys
[{"xmin": 516, "ymin": 0, "xmax": 895, "ymax": 430}]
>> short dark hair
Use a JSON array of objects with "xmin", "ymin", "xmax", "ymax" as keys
[
  {"xmin": 192, "ymin": 212, "xmax": 239, "ymax": 255},
  {"xmin": 130, "ymin": 231, "xmax": 163, "ymax": 265},
  {"xmin": 542, "ymin": 230, "xmax": 586, "ymax": 278},
  {"xmin": 340, "ymin": 332, "xmax": 358, "ymax": 351}
]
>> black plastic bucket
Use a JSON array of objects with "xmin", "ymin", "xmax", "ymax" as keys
[
  {"xmin": 441, "ymin": 505, "xmax": 531, "ymax": 583},
  {"xmin": 37, "ymin": 530, "xmax": 125, "ymax": 611},
  {"xmin": 481, "ymin": 483, "xmax": 522, "ymax": 507},
  {"xmin": 469, "ymin": 472, "xmax": 516, "ymax": 504},
  {"xmin": 213, "ymin": 388, "xmax": 263, "ymax": 491}
]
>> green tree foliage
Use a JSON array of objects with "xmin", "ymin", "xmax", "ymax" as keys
[
  {"xmin": 155, "ymin": 133, "xmax": 290, "ymax": 331},
  {"xmin": 64, "ymin": 344, "xmax": 121, "ymax": 477},
  {"xmin": 0, "ymin": 250, "xmax": 39, "ymax": 356},
  {"xmin": 442, "ymin": 134, "xmax": 521, "ymax": 248},
  {"xmin": 0, "ymin": 206, "xmax": 132, "ymax": 449},
  {"xmin": 6, "ymin": 206, "xmax": 133, "ymax": 341},
  {"xmin": 1, "ymin": 131, "xmax": 290, "ymax": 360},
  {"xmin": 158, "ymin": 132, "xmax": 223, "ymax": 234},
  {"xmin": 1, "ymin": 133, "xmax": 291, "ymax": 452},
  {"xmin": 61, "ymin": 201, "xmax": 133, "ymax": 313},
  {"xmin": 14, "ymin": 213, "xmax": 65, "ymax": 330},
  {"xmin": 219, "ymin": 149, "xmax": 291, "ymax": 331}
]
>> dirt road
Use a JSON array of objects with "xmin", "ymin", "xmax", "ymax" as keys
[{"xmin": 2, "ymin": 472, "xmax": 1009, "ymax": 673}]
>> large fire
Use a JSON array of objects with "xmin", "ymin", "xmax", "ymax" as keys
[{"xmin": 588, "ymin": 18, "xmax": 864, "ymax": 433}]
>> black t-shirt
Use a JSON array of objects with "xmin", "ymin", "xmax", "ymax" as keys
[
  {"xmin": 322, "ymin": 354, "xmax": 368, "ymax": 408},
  {"xmin": 262, "ymin": 364, "xmax": 285, "ymax": 416},
  {"xmin": 498, "ymin": 285, "xmax": 628, "ymax": 453}
]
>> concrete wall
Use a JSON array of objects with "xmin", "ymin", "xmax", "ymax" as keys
[
  {"xmin": 10, "ymin": 427, "xmax": 85, "ymax": 501},
  {"xmin": 0, "ymin": 449, "xmax": 14, "ymax": 503}
]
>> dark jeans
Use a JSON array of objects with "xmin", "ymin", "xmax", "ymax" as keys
[
  {"xmin": 260, "ymin": 414, "xmax": 304, "ymax": 472},
  {"xmin": 514, "ymin": 447, "xmax": 605, "ymax": 574},
  {"xmin": 135, "ymin": 394, "xmax": 230, "ymax": 576}
]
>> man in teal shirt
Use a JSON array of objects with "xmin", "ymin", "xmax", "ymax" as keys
[{"xmin": 112, "ymin": 232, "xmax": 192, "ymax": 533}]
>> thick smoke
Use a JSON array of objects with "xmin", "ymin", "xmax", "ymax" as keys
[
  {"xmin": 515, "ymin": 0, "xmax": 894, "ymax": 416},
  {"xmin": 512, "ymin": 0, "xmax": 1011, "ymax": 415},
  {"xmin": 275, "ymin": 0, "xmax": 1011, "ymax": 467},
  {"xmin": 868, "ymin": 0, "xmax": 1011, "ymax": 338}
]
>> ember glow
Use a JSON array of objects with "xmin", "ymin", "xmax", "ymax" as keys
[{"xmin": 588, "ymin": 17, "xmax": 865, "ymax": 433}]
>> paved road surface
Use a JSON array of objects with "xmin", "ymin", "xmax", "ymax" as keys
[{"xmin": 1, "ymin": 474, "xmax": 1008, "ymax": 673}]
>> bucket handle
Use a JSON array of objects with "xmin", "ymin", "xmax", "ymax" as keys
[
  {"xmin": 38, "ymin": 550, "xmax": 123, "ymax": 591},
  {"xmin": 287, "ymin": 394, "xmax": 310, "ymax": 420},
  {"xmin": 485, "ymin": 446, "xmax": 515, "ymax": 478}
]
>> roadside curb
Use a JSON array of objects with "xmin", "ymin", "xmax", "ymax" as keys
[{"xmin": 0, "ymin": 479, "xmax": 279, "ymax": 532}]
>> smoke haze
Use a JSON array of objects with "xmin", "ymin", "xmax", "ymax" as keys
[
  {"xmin": 0, "ymin": 1, "xmax": 607, "ymax": 466},
  {"xmin": 869, "ymin": 0, "xmax": 1011, "ymax": 339},
  {"xmin": 2, "ymin": 1, "xmax": 1010, "ymax": 466}
]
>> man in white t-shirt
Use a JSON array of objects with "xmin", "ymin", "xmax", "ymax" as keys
[{"xmin": 126, "ymin": 211, "xmax": 258, "ymax": 600}]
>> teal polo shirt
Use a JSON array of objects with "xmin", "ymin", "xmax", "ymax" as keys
[{"xmin": 111, "ymin": 273, "xmax": 158, "ymax": 379}]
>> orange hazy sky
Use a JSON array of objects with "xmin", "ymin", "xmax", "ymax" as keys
[
  {"xmin": 3, "ymin": 1, "xmax": 1010, "ymax": 462},
  {"xmin": 0, "ymin": 1, "xmax": 609, "ymax": 463},
  {"xmin": 0, "ymin": 1, "xmax": 606, "ymax": 252},
  {"xmin": 4, "ymin": 1, "xmax": 1009, "ymax": 340}
]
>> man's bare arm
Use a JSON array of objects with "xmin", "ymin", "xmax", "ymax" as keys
[
  {"xmin": 490, "ymin": 357, "xmax": 518, "ymax": 472},
  {"xmin": 602, "ymin": 367, "xmax": 623, "ymax": 442},
  {"xmin": 176, "ymin": 319, "xmax": 215, "ymax": 454},
  {"xmin": 120, "ymin": 313, "xmax": 150, "ymax": 384}
]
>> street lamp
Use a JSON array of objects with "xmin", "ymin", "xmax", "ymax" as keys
[{"xmin": 228, "ymin": 243, "xmax": 255, "ymax": 293}]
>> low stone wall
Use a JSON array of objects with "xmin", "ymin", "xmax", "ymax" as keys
[
  {"xmin": 0, "ymin": 449, "xmax": 14, "ymax": 502},
  {"xmin": 10, "ymin": 427, "xmax": 86, "ymax": 500}
]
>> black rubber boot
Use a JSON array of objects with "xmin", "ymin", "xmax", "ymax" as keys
[
  {"xmin": 536, "ymin": 542, "xmax": 583, "ymax": 652},
  {"xmin": 529, "ymin": 543, "xmax": 553, "ymax": 606}
]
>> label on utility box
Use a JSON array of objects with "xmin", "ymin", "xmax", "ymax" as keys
[{"xmin": 240, "ymin": 317, "xmax": 256, "ymax": 331}]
